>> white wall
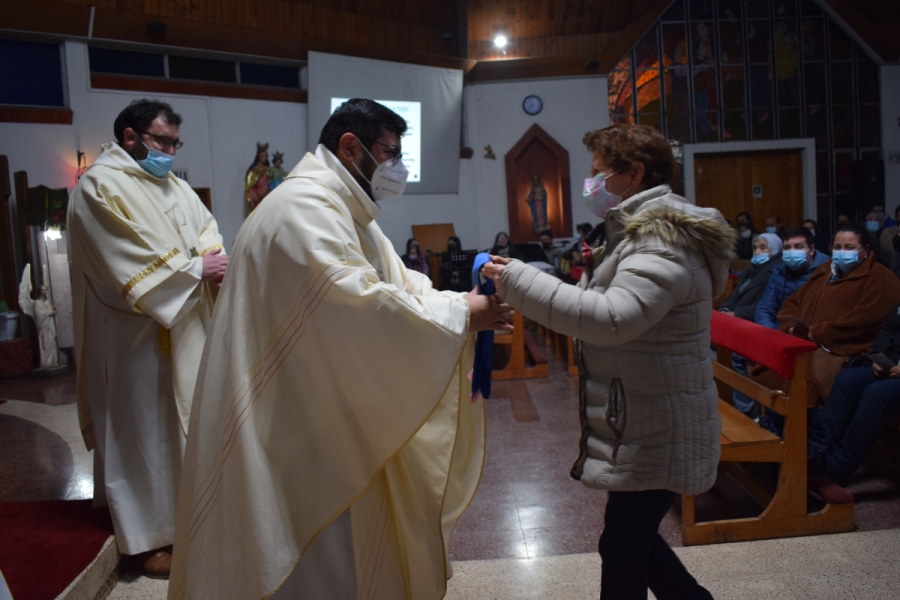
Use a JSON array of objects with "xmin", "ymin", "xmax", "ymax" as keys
[
  {"xmin": 377, "ymin": 75, "xmax": 609, "ymax": 254},
  {"xmin": 206, "ymin": 98, "xmax": 306, "ymax": 249},
  {"xmin": 882, "ymin": 65, "xmax": 900, "ymax": 215},
  {"xmin": 0, "ymin": 41, "xmax": 308, "ymax": 251},
  {"xmin": 1, "ymin": 42, "xmax": 609, "ymax": 257}
]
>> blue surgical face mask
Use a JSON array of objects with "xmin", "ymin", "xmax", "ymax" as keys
[
  {"xmin": 832, "ymin": 249, "xmax": 861, "ymax": 272},
  {"xmin": 136, "ymin": 139, "xmax": 173, "ymax": 178},
  {"xmin": 782, "ymin": 249, "xmax": 808, "ymax": 270},
  {"xmin": 751, "ymin": 252, "xmax": 770, "ymax": 265},
  {"xmin": 866, "ymin": 221, "xmax": 880, "ymax": 232},
  {"xmin": 766, "ymin": 226, "xmax": 777, "ymax": 234}
]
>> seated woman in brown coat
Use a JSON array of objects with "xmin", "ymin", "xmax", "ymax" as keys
[{"xmin": 774, "ymin": 222, "xmax": 900, "ymax": 407}]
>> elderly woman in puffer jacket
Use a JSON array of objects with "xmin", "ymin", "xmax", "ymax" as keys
[{"xmin": 484, "ymin": 124, "xmax": 735, "ymax": 600}]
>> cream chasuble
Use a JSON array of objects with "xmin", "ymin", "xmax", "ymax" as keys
[
  {"xmin": 68, "ymin": 142, "xmax": 224, "ymax": 554},
  {"xmin": 168, "ymin": 146, "xmax": 485, "ymax": 600}
]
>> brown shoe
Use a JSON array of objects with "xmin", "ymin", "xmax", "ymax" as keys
[{"xmin": 132, "ymin": 548, "xmax": 171, "ymax": 579}]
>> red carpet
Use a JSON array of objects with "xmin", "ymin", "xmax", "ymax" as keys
[{"xmin": 0, "ymin": 500, "xmax": 114, "ymax": 600}]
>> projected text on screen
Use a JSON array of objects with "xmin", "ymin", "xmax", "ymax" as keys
[{"xmin": 330, "ymin": 98, "xmax": 421, "ymax": 183}]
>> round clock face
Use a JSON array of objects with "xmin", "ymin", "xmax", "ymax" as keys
[{"xmin": 523, "ymin": 95, "xmax": 543, "ymax": 115}]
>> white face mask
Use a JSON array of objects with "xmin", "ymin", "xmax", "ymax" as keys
[
  {"xmin": 352, "ymin": 137, "xmax": 408, "ymax": 201},
  {"xmin": 583, "ymin": 171, "xmax": 626, "ymax": 219}
]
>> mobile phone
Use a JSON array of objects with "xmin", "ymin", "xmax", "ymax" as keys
[
  {"xmin": 868, "ymin": 353, "xmax": 896, "ymax": 371},
  {"xmin": 784, "ymin": 316, "xmax": 810, "ymax": 338}
]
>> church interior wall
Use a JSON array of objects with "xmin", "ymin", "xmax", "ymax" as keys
[
  {"xmin": 376, "ymin": 76, "xmax": 610, "ymax": 256},
  {"xmin": 0, "ymin": 41, "xmax": 308, "ymax": 253},
  {"xmin": 4, "ymin": 37, "xmax": 896, "ymax": 261},
  {"xmin": 1, "ymin": 41, "xmax": 610, "ymax": 258}
]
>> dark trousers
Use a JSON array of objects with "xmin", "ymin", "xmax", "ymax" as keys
[
  {"xmin": 819, "ymin": 367, "xmax": 900, "ymax": 483},
  {"xmin": 599, "ymin": 489, "xmax": 713, "ymax": 600}
]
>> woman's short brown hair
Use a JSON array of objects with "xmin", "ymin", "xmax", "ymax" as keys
[{"xmin": 582, "ymin": 124, "xmax": 675, "ymax": 189}]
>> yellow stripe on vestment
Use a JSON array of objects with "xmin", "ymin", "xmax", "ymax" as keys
[
  {"xmin": 201, "ymin": 244, "xmax": 224, "ymax": 256},
  {"xmin": 121, "ymin": 248, "xmax": 181, "ymax": 299},
  {"xmin": 186, "ymin": 260, "xmax": 372, "ymax": 536}
]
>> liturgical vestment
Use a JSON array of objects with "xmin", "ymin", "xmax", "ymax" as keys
[
  {"xmin": 168, "ymin": 146, "xmax": 485, "ymax": 600},
  {"xmin": 68, "ymin": 142, "xmax": 224, "ymax": 554}
]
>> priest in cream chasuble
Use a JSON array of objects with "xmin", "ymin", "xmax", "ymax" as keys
[
  {"xmin": 169, "ymin": 100, "xmax": 488, "ymax": 600},
  {"xmin": 68, "ymin": 101, "xmax": 226, "ymax": 566}
]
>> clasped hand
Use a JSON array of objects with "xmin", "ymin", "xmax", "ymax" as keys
[
  {"xmin": 466, "ymin": 290, "xmax": 514, "ymax": 333},
  {"xmin": 873, "ymin": 363, "xmax": 900, "ymax": 380},
  {"xmin": 201, "ymin": 249, "xmax": 229, "ymax": 287},
  {"xmin": 466, "ymin": 255, "xmax": 515, "ymax": 332},
  {"xmin": 481, "ymin": 255, "xmax": 510, "ymax": 281}
]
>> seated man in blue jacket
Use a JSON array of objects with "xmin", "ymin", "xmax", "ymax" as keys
[{"xmin": 755, "ymin": 225, "xmax": 830, "ymax": 329}]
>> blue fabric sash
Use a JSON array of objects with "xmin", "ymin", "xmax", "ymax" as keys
[{"xmin": 471, "ymin": 253, "xmax": 494, "ymax": 400}]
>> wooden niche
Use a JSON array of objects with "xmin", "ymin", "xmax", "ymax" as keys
[{"xmin": 505, "ymin": 124, "xmax": 572, "ymax": 243}]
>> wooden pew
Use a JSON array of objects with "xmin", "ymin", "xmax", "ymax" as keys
[
  {"xmin": 492, "ymin": 310, "xmax": 549, "ymax": 380},
  {"xmin": 681, "ymin": 312, "xmax": 855, "ymax": 546}
]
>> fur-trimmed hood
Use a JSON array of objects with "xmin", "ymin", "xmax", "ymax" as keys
[
  {"xmin": 617, "ymin": 188, "xmax": 737, "ymax": 259},
  {"xmin": 605, "ymin": 185, "xmax": 737, "ymax": 297}
]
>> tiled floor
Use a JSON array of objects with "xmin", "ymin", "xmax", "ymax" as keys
[
  {"xmin": 2, "ymin": 333, "xmax": 900, "ymax": 598},
  {"xmin": 450, "ymin": 349, "xmax": 900, "ymax": 560},
  {"xmin": 106, "ymin": 529, "xmax": 900, "ymax": 600}
]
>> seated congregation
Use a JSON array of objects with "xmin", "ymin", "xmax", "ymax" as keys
[{"xmin": 717, "ymin": 211, "xmax": 900, "ymax": 498}]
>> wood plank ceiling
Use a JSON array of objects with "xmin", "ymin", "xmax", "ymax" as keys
[
  {"xmin": 52, "ymin": 0, "xmax": 665, "ymax": 61},
  {"xmin": 14, "ymin": 0, "xmax": 900, "ymax": 77},
  {"xmin": 466, "ymin": 0, "xmax": 662, "ymax": 60}
]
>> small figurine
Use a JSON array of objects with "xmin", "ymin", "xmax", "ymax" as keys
[
  {"xmin": 268, "ymin": 151, "xmax": 288, "ymax": 191},
  {"xmin": 18, "ymin": 264, "xmax": 58, "ymax": 368},
  {"xmin": 484, "ymin": 145, "xmax": 496, "ymax": 160},
  {"xmin": 245, "ymin": 142, "xmax": 270, "ymax": 211},
  {"xmin": 526, "ymin": 172, "xmax": 548, "ymax": 231}
]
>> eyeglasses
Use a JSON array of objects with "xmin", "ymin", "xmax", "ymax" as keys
[
  {"xmin": 363, "ymin": 139, "xmax": 404, "ymax": 166},
  {"xmin": 140, "ymin": 131, "xmax": 184, "ymax": 151}
]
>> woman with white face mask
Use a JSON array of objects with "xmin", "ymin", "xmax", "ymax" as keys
[{"xmin": 483, "ymin": 124, "xmax": 735, "ymax": 600}]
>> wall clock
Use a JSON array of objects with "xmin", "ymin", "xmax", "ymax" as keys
[{"xmin": 523, "ymin": 95, "xmax": 543, "ymax": 115}]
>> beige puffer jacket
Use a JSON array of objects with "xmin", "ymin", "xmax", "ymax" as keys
[{"xmin": 498, "ymin": 186, "xmax": 736, "ymax": 496}]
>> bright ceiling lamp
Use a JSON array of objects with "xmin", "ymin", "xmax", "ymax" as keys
[{"xmin": 494, "ymin": 35, "xmax": 508, "ymax": 48}]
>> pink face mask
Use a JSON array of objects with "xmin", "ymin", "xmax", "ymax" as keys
[{"xmin": 583, "ymin": 172, "xmax": 623, "ymax": 219}]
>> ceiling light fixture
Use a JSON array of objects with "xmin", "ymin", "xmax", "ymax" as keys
[{"xmin": 494, "ymin": 35, "xmax": 508, "ymax": 48}]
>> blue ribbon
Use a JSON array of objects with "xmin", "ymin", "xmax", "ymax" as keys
[{"xmin": 471, "ymin": 253, "xmax": 494, "ymax": 400}]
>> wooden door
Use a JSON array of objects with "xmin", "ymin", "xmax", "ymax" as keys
[{"xmin": 694, "ymin": 150, "xmax": 803, "ymax": 230}]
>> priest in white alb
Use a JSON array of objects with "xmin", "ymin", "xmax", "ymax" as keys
[
  {"xmin": 68, "ymin": 99, "xmax": 228, "ymax": 578},
  {"xmin": 168, "ymin": 99, "xmax": 510, "ymax": 600}
]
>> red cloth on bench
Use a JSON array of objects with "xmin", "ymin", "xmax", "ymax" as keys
[{"xmin": 711, "ymin": 311, "xmax": 817, "ymax": 379}]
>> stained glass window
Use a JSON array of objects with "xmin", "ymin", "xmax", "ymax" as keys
[{"xmin": 608, "ymin": 0, "xmax": 883, "ymax": 231}]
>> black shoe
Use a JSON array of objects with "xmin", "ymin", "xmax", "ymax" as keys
[{"xmin": 808, "ymin": 453, "xmax": 851, "ymax": 488}]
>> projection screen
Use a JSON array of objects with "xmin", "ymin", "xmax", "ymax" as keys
[{"xmin": 308, "ymin": 51, "xmax": 462, "ymax": 195}]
